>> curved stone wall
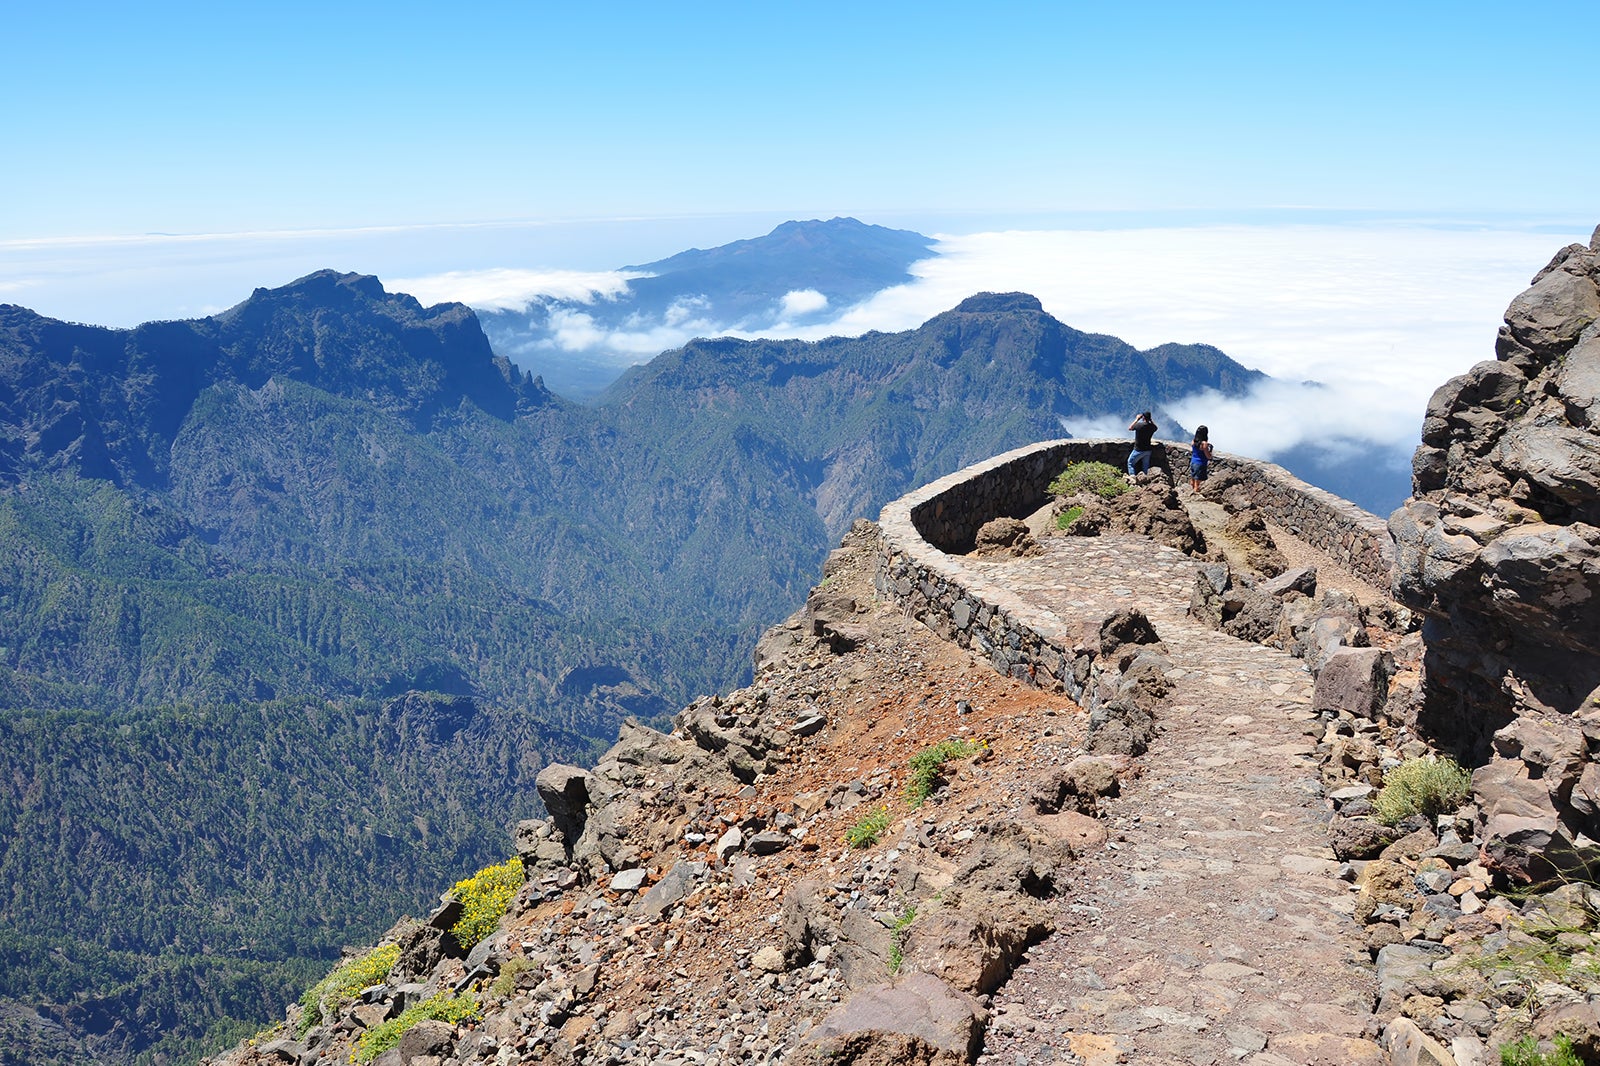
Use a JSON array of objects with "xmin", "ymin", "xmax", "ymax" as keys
[{"xmin": 873, "ymin": 437, "xmax": 1394, "ymax": 694}]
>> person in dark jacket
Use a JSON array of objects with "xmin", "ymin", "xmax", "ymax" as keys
[{"xmin": 1127, "ymin": 411, "xmax": 1157, "ymax": 475}]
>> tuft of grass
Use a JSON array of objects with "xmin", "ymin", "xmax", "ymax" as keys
[
  {"xmin": 888, "ymin": 904, "xmax": 917, "ymax": 974},
  {"xmin": 1463, "ymin": 894, "xmax": 1600, "ymax": 1030},
  {"xmin": 1500, "ymin": 1034, "xmax": 1581, "ymax": 1066},
  {"xmin": 845, "ymin": 807, "xmax": 891, "ymax": 849},
  {"xmin": 296, "ymin": 942, "xmax": 400, "ymax": 1036},
  {"xmin": 906, "ymin": 739, "xmax": 980, "ymax": 807},
  {"xmin": 1048, "ymin": 462, "xmax": 1128, "ymax": 501},
  {"xmin": 1055, "ymin": 505, "xmax": 1085, "ymax": 530},
  {"xmin": 352, "ymin": 992, "xmax": 479, "ymax": 1063},
  {"xmin": 487, "ymin": 956, "xmax": 534, "ymax": 1000},
  {"xmin": 1373, "ymin": 755, "xmax": 1472, "ymax": 826},
  {"xmin": 449, "ymin": 857, "xmax": 525, "ymax": 949}
]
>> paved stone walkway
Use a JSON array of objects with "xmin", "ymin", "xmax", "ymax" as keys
[{"xmin": 965, "ymin": 534, "xmax": 1386, "ymax": 1066}]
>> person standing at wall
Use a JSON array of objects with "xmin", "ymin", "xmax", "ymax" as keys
[
  {"xmin": 1127, "ymin": 411, "xmax": 1157, "ymax": 475},
  {"xmin": 1190, "ymin": 425, "xmax": 1213, "ymax": 491}
]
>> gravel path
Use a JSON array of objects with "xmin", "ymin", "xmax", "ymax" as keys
[{"xmin": 966, "ymin": 536, "xmax": 1386, "ymax": 1066}]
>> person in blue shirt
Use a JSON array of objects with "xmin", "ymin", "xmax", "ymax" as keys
[{"xmin": 1190, "ymin": 425, "xmax": 1213, "ymax": 491}]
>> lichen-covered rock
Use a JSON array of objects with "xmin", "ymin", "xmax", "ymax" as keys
[{"xmin": 1221, "ymin": 507, "xmax": 1289, "ymax": 576}]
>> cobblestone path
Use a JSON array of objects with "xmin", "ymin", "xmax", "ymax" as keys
[{"xmin": 965, "ymin": 535, "xmax": 1388, "ymax": 1066}]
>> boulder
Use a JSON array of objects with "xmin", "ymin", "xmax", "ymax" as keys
[
  {"xmin": 1221, "ymin": 588, "xmax": 1284, "ymax": 644},
  {"xmin": 1313, "ymin": 647, "xmax": 1395, "ymax": 720},
  {"xmin": 1029, "ymin": 757, "xmax": 1120, "ymax": 815},
  {"xmin": 1189, "ymin": 563, "xmax": 1236, "ymax": 629},
  {"xmin": 1104, "ymin": 481, "xmax": 1205, "ymax": 554},
  {"xmin": 1301, "ymin": 608, "xmax": 1369, "ymax": 673},
  {"xmin": 900, "ymin": 910, "xmax": 1034, "ymax": 995},
  {"xmin": 779, "ymin": 878, "xmax": 828, "ymax": 968},
  {"xmin": 1095, "ymin": 609, "xmax": 1163, "ymax": 666},
  {"xmin": 969, "ymin": 517, "xmax": 1041, "ymax": 558},
  {"xmin": 397, "ymin": 1018, "xmax": 456, "ymax": 1062},
  {"xmin": 799, "ymin": 973, "xmax": 988, "ymax": 1066},
  {"xmin": 1260, "ymin": 566, "xmax": 1318, "ymax": 599},
  {"xmin": 535, "ymin": 764, "xmax": 595, "ymax": 852},
  {"xmin": 635, "ymin": 860, "xmax": 703, "ymax": 920},
  {"xmin": 1330, "ymin": 816, "xmax": 1402, "ymax": 861},
  {"xmin": 1221, "ymin": 508, "xmax": 1289, "ymax": 576}
]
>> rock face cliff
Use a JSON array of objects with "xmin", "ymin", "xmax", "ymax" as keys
[{"xmin": 1390, "ymin": 225, "xmax": 1600, "ymax": 880}]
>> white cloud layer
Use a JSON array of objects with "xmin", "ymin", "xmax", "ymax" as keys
[
  {"xmin": 396, "ymin": 224, "xmax": 1569, "ymax": 469},
  {"xmin": 752, "ymin": 224, "xmax": 1569, "ymax": 467},
  {"xmin": 384, "ymin": 267, "xmax": 646, "ymax": 311}
]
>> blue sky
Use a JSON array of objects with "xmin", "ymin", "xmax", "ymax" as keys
[
  {"xmin": 2, "ymin": 0, "xmax": 1596, "ymax": 493},
  {"xmin": 6, "ymin": 1, "xmax": 1597, "ymax": 242}
]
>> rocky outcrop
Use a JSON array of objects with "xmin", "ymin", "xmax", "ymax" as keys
[{"xmin": 1390, "ymin": 225, "xmax": 1600, "ymax": 883}]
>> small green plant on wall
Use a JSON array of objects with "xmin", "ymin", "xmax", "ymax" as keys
[
  {"xmin": 353, "ymin": 992, "xmax": 480, "ymax": 1062},
  {"xmin": 888, "ymin": 903, "xmax": 917, "ymax": 974},
  {"xmin": 1055, "ymin": 504, "xmax": 1085, "ymax": 530},
  {"xmin": 1500, "ymin": 1033, "xmax": 1581, "ymax": 1066}
]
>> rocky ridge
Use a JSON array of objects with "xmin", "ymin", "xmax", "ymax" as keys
[
  {"xmin": 1391, "ymin": 225, "xmax": 1600, "ymax": 885},
  {"xmin": 214, "ymin": 521, "xmax": 1105, "ymax": 1066}
]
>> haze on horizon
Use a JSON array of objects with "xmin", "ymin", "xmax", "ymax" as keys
[{"xmin": 4, "ymin": 1, "xmax": 1597, "ymax": 501}]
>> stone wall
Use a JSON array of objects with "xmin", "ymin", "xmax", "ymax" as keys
[{"xmin": 874, "ymin": 437, "xmax": 1393, "ymax": 693}]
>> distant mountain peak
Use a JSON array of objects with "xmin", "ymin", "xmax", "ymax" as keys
[
  {"xmin": 952, "ymin": 292, "xmax": 1045, "ymax": 315},
  {"xmin": 223, "ymin": 270, "xmax": 411, "ymax": 321}
]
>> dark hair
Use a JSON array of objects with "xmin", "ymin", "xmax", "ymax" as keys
[
  {"xmin": 1140, "ymin": 411, "xmax": 1152, "ymax": 421},
  {"xmin": 1193, "ymin": 425, "xmax": 1209, "ymax": 442}
]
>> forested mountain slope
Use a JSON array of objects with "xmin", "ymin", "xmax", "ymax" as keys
[{"xmin": 599, "ymin": 291, "xmax": 1262, "ymax": 531}]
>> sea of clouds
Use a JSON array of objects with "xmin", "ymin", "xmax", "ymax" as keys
[{"xmin": 391, "ymin": 223, "xmax": 1572, "ymax": 470}]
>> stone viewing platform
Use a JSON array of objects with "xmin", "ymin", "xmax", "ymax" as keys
[
  {"xmin": 874, "ymin": 440, "xmax": 1411, "ymax": 1063},
  {"xmin": 875, "ymin": 439, "xmax": 1392, "ymax": 701}
]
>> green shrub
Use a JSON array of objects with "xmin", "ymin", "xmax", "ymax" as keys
[
  {"xmin": 906, "ymin": 739, "xmax": 980, "ymax": 806},
  {"xmin": 1500, "ymin": 1034, "xmax": 1580, "ymax": 1066},
  {"xmin": 296, "ymin": 943, "xmax": 400, "ymax": 1035},
  {"xmin": 449, "ymin": 858, "xmax": 525, "ymax": 949},
  {"xmin": 352, "ymin": 992, "xmax": 479, "ymax": 1062},
  {"xmin": 488, "ymin": 956, "xmax": 534, "ymax": 999},
  {"xmin": 1047, "ymin": 462, "xmax": 1128, "ymax": 500},
  {"xmin": 845, "ymin": 807, "xmax": 891, "ymax": 848},
  {"xmin": 1055, "ymin": 505, "xmax": 1085, "ymax": 530},
  {"xmin": 1373, "ymin": 756, "xmax": 1472, "ymax": 826}
]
